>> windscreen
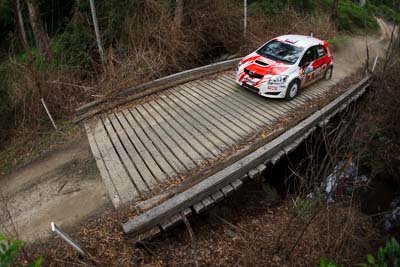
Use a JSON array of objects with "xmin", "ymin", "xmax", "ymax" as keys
[{"xmin": 257, "ymin": 40, "xmax": 304, "ymax": 64}]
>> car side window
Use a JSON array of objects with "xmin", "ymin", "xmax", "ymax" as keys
[
  {"xmin": 316, "ymin": 45, "xmax": 326, "ymax": 58},
  {"xmin": 300, "ymin": 47, "xmax": 317, "ymax": 66}
]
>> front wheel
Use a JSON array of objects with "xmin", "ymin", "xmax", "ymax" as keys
[
  {"xmin": 285, "ymin": 80, "xmax": 299, "ymax": 100},
  {"xmin": 324, "ymin": 66, "xmax": 333, "ymax": 80}
]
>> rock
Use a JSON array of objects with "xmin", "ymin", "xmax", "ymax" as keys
[{"xmin": 225, "ymin": 229, "xmax": 240, "ymax": 240}]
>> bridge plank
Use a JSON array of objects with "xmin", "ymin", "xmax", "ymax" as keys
[
  {"xmin": 217, "ymin": 77, "xmax": 292, "ymax": 116},
  {"xmin": 114, "ymin": 112, "xmax": 167, "ymax": 183},
  {"xmin": 130, "ymin": 106, "xmax": 187, "ymax": 173},
  {"xmin": 171, "ymin": 87, "xmax": 243, "ymax": 142},
  {"xmin": 154, "ymin": 97, "xmax": 221, "ymax": 157},
  {"xmin": 158, "ymin": 95, "xmax": 228, "ymax": 153},
  {"xmin": 205, "ymin": 79, "xmax": 276, "ymax": 124},
  {"xmin": 296, "ymin": 91, "xmax": 314, "ymax": 103},
  {"xmin": 302, "ymin": 86, "xmax": 321, "ymax": 98},
  {"xmin": 160, "ymin": 215, "xmax": 181, "ymax": 231},
  {"xmin": 218, "ymin": 75, "xmax": 305, "ymax": 113},
  {"xmin": 231, "ymin": 179, "xmax": 243, "ymax": 190},
  {"xmin": 211, "ymin": 190, "xmax": 225, "ymax": 202},
  {"xmin": 221, "ymin": 184, "xmax": 235, "ymax": 197},
  {"xmin": 103, "ymin": 116, "xmax": 149, "ymax": 194},
  {"xmin": 248, "ymin": 169, "xmax": 260, "ymax": 179},
  {"xmin": 141, "ymin": 103, "xmax": 203, "ymax": 166},
  {"xmin": 91, "ymin": 119, "xmax": 139, "ymax": 203},
  {"xmin": 189, "ymin": 80, "xmax": 263, "ymax": 130},
  {"xmin": 108, "ymin": 113, "xmax": 159, "ymax": 189},
  {"xmin": 193, "ymin": 202, "xmax": 206, "ymax": 214},
  {"xmin": 201, "ymin": 196, "xmax": 214, "ymax": 208},
  {"xmin": 122, "ymin": 109, "xmax": 177, "ymax": 178},
  {"xmin": 85, "ymin": 124, "xmax": 121, "ymax": 207},
  {"xmin": 281, "ymin": 97, "xmax": 302, "ymax": 110},
  {"xmin": 148, "ymin": 100, "xmax": 213, "ymax": 160},
  {"xmin": 310, "ymin": 84, "xmax": 328, "ymax": 94},
  {"xmin": 182, "ymin": 83, "xmax": 255, "ymax": 135},
  {"xmin": 167, "ymin": 90, "xmax": 236, "ymax": 146},
  {"xmin": 210, "ymin": 77, "xmax": 281, "ymax": 120},
  {"xmin": 196, "ymin": 80, "xmax": 268, "ymax": 127},
  {"xmin": 256, "ymin": 164, "xmax": 267, "ymax": 174}
]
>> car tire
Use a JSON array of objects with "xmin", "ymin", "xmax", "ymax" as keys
[
  {"xmin": 285, "ymin": 80, "xmax": 299, "ymax": 100},
  {"xmin": 324, "ymin": 66, "xmax": 333, "ymax": 80}
]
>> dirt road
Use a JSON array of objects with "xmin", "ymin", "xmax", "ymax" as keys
[
  {"xmin": 0, "ymin": 137, "xmax": 111, "ymax": 242},
  {"xmin": 0, "ymin": 18, "xmax": 394, "ymax": 242}
]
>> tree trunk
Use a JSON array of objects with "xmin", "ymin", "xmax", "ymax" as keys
[
  {"xmin": 331, "ymin": 0, "xmax": 339, "ymax": 20},
  {"xmin": 174, "ymin": 0, "xmax": 184, "ymax": 27},
  {"xmin": 11, "ymin": 0, "xmax": 32, "ymax": 62},
  {"xmin": 244, "ymin": 0, "xmax": 247, "ymax": 35},
  {"xmin": 27, "ymin": 0, "xmax": 52, "ymax": 60},
  {"xmin": 89, "ymin": 0, "xmax": 105, "ymax": 64}
]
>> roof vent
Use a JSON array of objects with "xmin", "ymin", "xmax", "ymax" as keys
[
  {"xmin": 285, "ymin": 39, "xmax": 298, "ymax": 44},
  {"xmin": 255, "ymin": 60, "xmax": 268, "ymax": 66}
]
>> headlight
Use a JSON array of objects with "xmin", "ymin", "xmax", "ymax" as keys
[{"xmin": 268, "ymin": 75, "xmax": 288, "ymax": 84}]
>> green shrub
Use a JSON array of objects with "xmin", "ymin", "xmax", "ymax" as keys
[
  {"xmin": 293, "ymin": 193, "xmax": 324, "ymax": 219},
  {"xmin": 0, "ymin": 65, "xmax": 14, "ymax": 129},
  {"xmin": 249, "ymin": 0, "xmax": 315, "ymax": 15},
  {"xmin": 0, "ymin": 234, "xmax": 23, "ymax": 267},
  {"xmin": 368, "ymin": 4, "xmax": 400, "ymax": 24},
  {"xmin": 0, "ymin": 234, "xmax": 42, "ymax": 267},
  {"xmin": 359, "ymin": 238, "xmax": 400, "ymax": 267},
  {"xmin": 322, "ymin": 0, "xmax": 379, "ymax": 33},
  {"xmin": 52, "ymin": 23, "xmax": 96, "ymax": 71},
  {"xmin": 318, "ymin": 238, "xmax": 400, "ymax": 267},
  {"xmin": 318, "ymin": 257, "xmax": 343, "ymax": 267},
  {"xmin": 15, "ymin": 48, "xmax": 53, "ymax": 70}
]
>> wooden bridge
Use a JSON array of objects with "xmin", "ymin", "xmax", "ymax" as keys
[{"xmin": 81, "ymin": 60, "xmax": 369, "ymax": 239}]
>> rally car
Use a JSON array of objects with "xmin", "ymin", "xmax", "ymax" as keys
[{"xmin": 236, "ymin": 34, "xmax": 333, "ymax": 100}]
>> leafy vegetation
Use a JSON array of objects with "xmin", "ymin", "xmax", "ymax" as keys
[
  {"xmin": 0, "ymin": 65, "xmax": 13, "ymax": 129},
  {"xmin": 319, "ymin": 238, "xmax": 400, "ymax": 267},
  {"xmin": 359, "ymin": 238, "xmax": 400, "ymax": 267},
  {"xmin": 0, "ymin": 234, "xmax": 23, "ymax": 267},
  {"xmin": 322, "ymin": 0, "xmax": 379, "ymax": 32},
  {"xmin": 0, "ymin": 234, "xmax": 42, "ymax": 267},
  {"xmin": 52, "ymin": 23, "xmax": 96, "ymax": 71},
  {"xmin": 250, "ymin": 0, "xmax": 387, "ymax": 33},
  {"xmin": 368, "ymin": 3, "xmax": 400, "ymax": 24},
  {"xmin": 248, "ymin": 0, "xmax": 315, "ymax": 15},
  {"xmin": 318, "ymin": 256, "xmax": 343, "ymax": 267}
]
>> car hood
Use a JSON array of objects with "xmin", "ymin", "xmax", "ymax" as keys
[{"xmin": 240, "ymin": 52, "xmax": 293, "ymax": 77}]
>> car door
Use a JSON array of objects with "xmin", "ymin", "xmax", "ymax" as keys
[
  {"xmin": 299, "ymin": 46, "xmax": 318, "ymax": 87},
  {"xmin": 314, "ymin": 45, "xmax": 330, "ymax": 78}
]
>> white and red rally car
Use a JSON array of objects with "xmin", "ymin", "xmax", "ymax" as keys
[{"xmin": 236, "ymin": 34, "xmax": 333, "ymax": 100}]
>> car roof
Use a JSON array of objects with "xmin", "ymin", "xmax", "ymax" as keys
[{"xmin": 274, "ymin": 34, "xmax": 324, "ymax": 48}]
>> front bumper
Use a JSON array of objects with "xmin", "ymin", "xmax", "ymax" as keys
[{"xmin": 236, "ymin": 79, "xmax": 287, "ymax": 99}]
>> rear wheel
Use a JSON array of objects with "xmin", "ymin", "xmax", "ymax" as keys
[
  {"xmin": 324, "ymin": 66, "xmax": 333, "ymax": 80},
  {"xmin": 285, "ymin": 80, "xmax": 299, "ymax": 100}
]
